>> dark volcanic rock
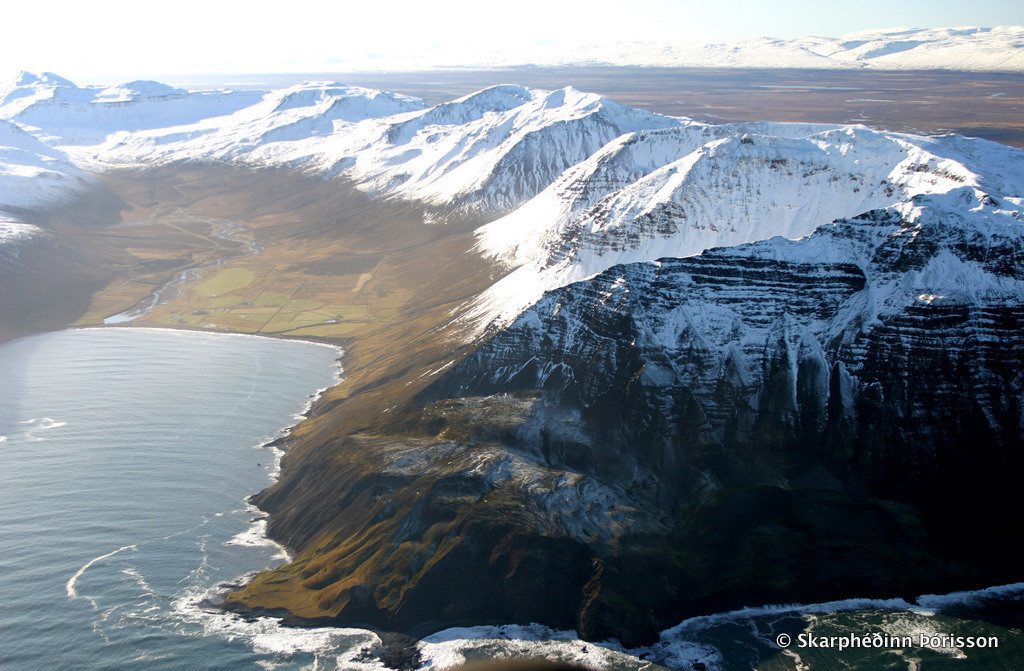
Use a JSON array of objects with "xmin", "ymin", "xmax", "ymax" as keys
[{"xmin": 234, "ymin": 188, "xmax": 1024, "ymax": 646}]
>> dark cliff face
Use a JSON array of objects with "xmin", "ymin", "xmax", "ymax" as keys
[
  {"xmin": 233, "ymin": 191, "xmax": 1024, "ymax": 647},
  {"xmin": 432, "ymin": 203, "xmax": 1024, "ymax": 494},
  {"xmin": 402, "ymin": 196, "xmax": 1024, "ymax": 642}
]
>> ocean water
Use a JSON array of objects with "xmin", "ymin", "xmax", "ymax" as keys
[
  {"xmin": 0, "ymin": 327, "xmax": 347, "ymax": 670},
  {"xmin": 1, "ymin": 327, "xmax": 1022, "ymax": 671}
]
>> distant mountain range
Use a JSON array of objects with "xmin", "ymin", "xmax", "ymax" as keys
[
  {"xmin": 152, "ymin": 25, "xmax": 1020, "ymax": 73},
  {"xmin": 520, "ymin": 26, "xmax": 1024, "ymax": 72}
]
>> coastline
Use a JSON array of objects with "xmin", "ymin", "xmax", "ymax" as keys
[
  {"xmin": 1, "ymin": 315, "xmax": 438, "ymax": 668},
  {"xmin": 0, "ymin": 325, "xmax": 355, "ymax": 669},
  {"xmin": 207, "ymin": 577, "xmax": 1024, "ymax": 671},
  {"xmin": 1, "ymin": 319, "xmax": 346, "ymax": 559},
  {"xmin": 12, "ymin": 277, "xmax": 1024, "ymax": 669}
]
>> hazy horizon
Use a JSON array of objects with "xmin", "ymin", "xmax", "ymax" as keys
[{"xmin": 3, "ymin": 0, "xmax": 1023, "ymax": 84}]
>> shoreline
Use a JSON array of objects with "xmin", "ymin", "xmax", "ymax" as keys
[
  {"xmin": 0, "ymin": 325, "xmax": 356, "ymax": 669},
  {"xmin": 204, "ymin": 576, "xmax": 1024, "ymax": 671},
  {"xmin": 0, "ymin": 322, "xmax": 345, "ymax": 565},
  {"xmin": 67, "ymin": 321, "xmax": 348, "ymax": 357}
]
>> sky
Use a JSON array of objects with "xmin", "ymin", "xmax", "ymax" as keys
[{"xmin": 3, "ymin": 0, "xmax": 1022, "ymax": 83}]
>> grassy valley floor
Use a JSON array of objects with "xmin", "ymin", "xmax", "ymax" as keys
[{"xmin": 1, "ymin": 163, "xmax": 506, "ymax": 476}]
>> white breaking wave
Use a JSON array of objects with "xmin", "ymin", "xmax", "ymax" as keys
[
  {"xmin": 0, "ymin": 218, "xmax": 40, "ymax": 243},
  {"xmin": 66, "ymin": 544, "xmax": 138, "ymax": 600},
  {"xmin": 416, "ymin": 622, "xmax": 715, "ymax": 670},
  {"xmin": 916, "ymin": 582, "xmax": 1024, "ymax": 611},
  {"xmin": 171, "ymin": 582, "xmax": 383, "ymax": 661},
  {"xmin": 17, "ymin": 416, "xmax": 68, "ymax": 441},
  {"xmin": 661, "ymin": 582, "xmax": 1024, "ymax": 635},
  {"xmin": 224, "ymin": 512, "xmax": 290, "ymax": 563}
]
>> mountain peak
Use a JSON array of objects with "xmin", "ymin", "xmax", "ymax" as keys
[
  {"xmin": 96, "ymin": 80, "xmax": 187, "ymax": 102},
  {"xmin": 265, "ymin": 82, "xmax": 427, "ymax": 117},
  {"xmin": 451, "ymin": 84, "xmax": 541, "ymax": 110},
  {"xmin": 12, "ymin": 71, "xmax": 77, "ymax": 88}
]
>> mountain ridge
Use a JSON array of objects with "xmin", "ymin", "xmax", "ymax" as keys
[{"xmin": 1, "ymin": 70, "xmax": 1023, "ymax": 650}]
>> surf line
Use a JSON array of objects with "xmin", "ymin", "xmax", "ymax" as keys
[{"xmin": 66, "ymin": 544, "xmax": 138, "ymax": 599}]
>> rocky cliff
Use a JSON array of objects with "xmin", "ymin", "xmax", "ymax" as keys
[{"xmin": 229, "ymin": 188, "xmax": 1024, "ymax": 645}]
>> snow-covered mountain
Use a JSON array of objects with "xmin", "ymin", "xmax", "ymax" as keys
[
  {"xmin": 315, "ymin": 86, "xmax": 681, "ymax": 213},
  {"xmin": 0, "ymin": 71, "xmax": 266, "ymax": 146},
  {"xmin": 439, "ymin": 26, "xmax": 1024, "ymax": 72},
  {"xmin": 406, "ymin": 184, "xmax": 1024, "ymax": 643},
  {"xmin": 100, "ymin": 83, "xmax": 682, "ymax": 214},
  {"xmin": 99, "ymin": 81, "xmax": 429, "ymax": 164},
  {"xmin": 5, "ymin": 70, "xmax": 1023, "ymax": 304},
  {"xmin": 450, "ymin": 188, "xmax": 1024, "ymax": 420},
  {"xmin": 789, "ymin": 25, "xmax": 1024, "ymax": 71},
  {"xmin": 0, "ymin": 118, "xmax": 92, "ymax": 209},
  {"xmin": 470, "ymin": 123, "xmax": 1024, "ymax": 329},
  {"xmin": 0, "ymin": 119, "xmax": 94, "ymax": 242}
]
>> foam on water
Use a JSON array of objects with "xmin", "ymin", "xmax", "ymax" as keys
[
  {"xmin": 655, "ymin": 582, "xmax": 1024, "ymax": 637},
  {"xmin": 172, "ymin": 581, "xmax": 377, "ymax": 657},
  {"xmin": 414, "ymin": 623, "xmax": 702, "ymax": 670},
  {"xmin": 15, "ymin": 416, "xmax": 68, "ymax": 441},
  {"xmin": 661, "ymin": 596, "xmax": 918, "ymax": 637},
  {"xmin": 223, "ymin": 510, "xmax": 291, "ymax": 562},
  {"xmin": 66, "ymin": 544, "xmax": 138, "ymax": 599},
  {"xmin": 916, "ymin": 582, "xmax": 1024, "ymax": 611},
  {"xmin": 0, "ymin": 326, "xmax": 347, "ymax": 670}
]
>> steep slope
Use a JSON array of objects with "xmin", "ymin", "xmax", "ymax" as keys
[
  {"xmin": 0, "ymin": 119, "xmax": 94, "ymax": 210},
  {"xmin": 216, "ymin": 89, "xmax": 1024, "ymax": 644},
  {"xmin": 472, "ymin": 124, "xmax": 1024, "ymax": 328},
  {"xmin": 4, "ymin": 72, "xmax": 1024, "ymax": 649},
  {"xmin": 0, "ymin": 118, "xmax": 97, "ymax": 245},
  {"xmin": 319, "ymin": 86, "xmax": 683, "ymax": 213},
  {"xmin": 229, "ymin": 186, "xmax": 1024, "ymax": 645},
  {"xmin": 98, "ymin": 84, "xmax": 682, "ymax": 215}
]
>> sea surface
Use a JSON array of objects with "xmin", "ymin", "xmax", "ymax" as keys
[{"xmin": 1, "ymin": 327, "xmax": 1022, "ymax": 671}]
